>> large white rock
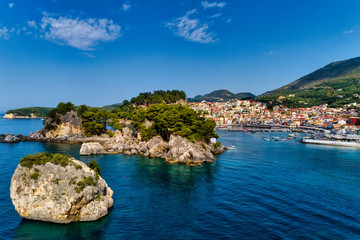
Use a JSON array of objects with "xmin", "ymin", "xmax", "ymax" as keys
[
  {"xmin": 80, "ymin": 142, "xmax": 104, "ymax": 156},
  {"xmin": 10, "ymin": 159, "xmax": 113, "ymax": 224}
]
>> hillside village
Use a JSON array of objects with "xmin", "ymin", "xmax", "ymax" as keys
[{"xmin": 189, "ymin": 100, "xmax": 360, "ymax": 134}]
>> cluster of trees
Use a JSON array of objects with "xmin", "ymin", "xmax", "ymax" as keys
[
  {"xmin": 77, "ymin": 105, "xmax": 109, "ymax": 137},
  {"xmin": 20, "ymin": 152, "xmax": 72, "ymax": 168},
  {"xmin": 258, "ymin": 78, "xmax": 360, "ymax": 108},
  {"xmin": 114, "ymin": 104, "xmax": 218, "ymax": 142},
  {"xmin": 44, "ymin": 90, "xmax": 217, "ymax": 143},
  {"xmin": 45, "ymin": 102, "xmax": 76, "ymax": 130},
  {"xmin": 123, "ymin": 90, "xmax": 186, "ymax": 106}
]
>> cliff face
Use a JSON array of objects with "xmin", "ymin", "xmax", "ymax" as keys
[
  {"xmin": 10, "ymin": 159, "xmax": 113, "ymax": 224},
  {"xmin": 28, "ymin": 111, "xmax": 84, "ymax": 142}
]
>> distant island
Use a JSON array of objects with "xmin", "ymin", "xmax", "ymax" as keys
[{"xmin": 4, "ymin": 107, "xmax": 54, "ymax": 118}]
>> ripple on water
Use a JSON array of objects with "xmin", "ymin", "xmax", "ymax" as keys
[{"xmin": 0, "ymin": 128, "xmax": 360, "ymax": 239}]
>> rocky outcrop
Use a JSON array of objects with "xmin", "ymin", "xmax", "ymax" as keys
[
  {"xmin": 0, "ymin": 134, "xmax": 23, "ymax": 143},
  {"xmin": 10, "ymin": 159, "xmax": 113, "ymax": 224},
  {"xmin": 80, "ymin": 142, "xmax": 104, "ymax": 156},
  {"xmin": 27, "ymin": 111, "xmax": 84, "ymax": 142},
  {"xmin": 78, "ymin": 127, "xmax": 226, "ymax": 165}
]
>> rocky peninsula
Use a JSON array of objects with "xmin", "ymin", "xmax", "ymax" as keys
[
  {"xmin": 27, "ymin": 114, "xmax": 226, "ymax": 164},
  {"xmin": 23, "ymin": 95, "xmax": 226, "ymax": 164},
  {"xmin": 10, "ymin": 152, "xmax": 113, "ymax": 223}
]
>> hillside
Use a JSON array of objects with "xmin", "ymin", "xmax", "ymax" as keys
[
  {"xmin": 188, "ymin": 89, "xmax": 255, "ymax": 102},
  {"xmin": 6, "ymin": 107, "xmax": 54, "ymax": 117},
  {"xmin": 258, "ymin": 57, "xmax": 360, "ymax": 108}
]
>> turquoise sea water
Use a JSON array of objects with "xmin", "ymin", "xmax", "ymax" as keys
[{"xmin": 1, "ymin": 118, "xmax": 360, "ymax": 239}]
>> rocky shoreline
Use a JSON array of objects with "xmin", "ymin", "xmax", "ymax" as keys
[
  {"xmin": 2, "ymin": 110, "xmax": 226, "ymax": 164},
  {"xmin": 25, "ymin": 126, "xmax": 226, "ymax": 165}
]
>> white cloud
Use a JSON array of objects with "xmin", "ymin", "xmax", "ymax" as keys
[
  {"xmin": 122, "ymin": 3, "xmax": 131, "ymax": 12},
  {"xmin": 0, "ymin": 27, "xmax": 10, "ymax": 39},
  {"xmin": 40, "ymin": 15, "xmax": 121, "ymax": 50},
  {"xmin": 8, "ymin": 3, "xmax": 14, "ymax": 8},
  {"xmin": 167, "ymin": 10, "xmax": 215, "ymax": 43},
  {"xmin": 343, "ymin": 30, "xmax": 354, "ymax": 34},
  {"xmin": 264, "ymin": 50, "xmax": 278, "ymax": 56},
  {"xmin": 211, "ymin": 13, "xmax": 222, "ymax": 18},
  {"xmin": 201, "ymin": 1, "xmax": 226, "ymax": 9},
  {"xmin": 79, "ymin": 52, "xmax": 96, "ymax": 58},
  {"xmin": 27, "ymin": 20, "xmax": 37, "ymax": 29}
]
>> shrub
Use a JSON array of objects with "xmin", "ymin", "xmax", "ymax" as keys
[
  {"xmin": 74, "ymin": 164, "xmax": 82, "ymax": 170},
  {"xmin": 107, "ymin": 131, "xmax": 115, "ymax": 138},
  {"xmin": 214, "ymin": 142, "xmax": 221, "ymax": 149},
  {"xmin": 87, "ymin": 160, "xmax": 102, "ymax": 176},
  {"xmin": 30, "ymin": 172, "xmax": 40, "ymax": 180},
  {"xmin": 20, "ymin": 152, "xmax": 72, "ymax": 168}
]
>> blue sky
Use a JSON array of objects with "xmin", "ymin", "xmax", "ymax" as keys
[{"xmin": 1, "ymin": 0, "xmax": 360, "ymax": 112}]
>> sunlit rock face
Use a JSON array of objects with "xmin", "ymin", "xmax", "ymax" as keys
[{"xmin": 10, "ymin": 159, "xmax": 113, "ymax": 224}]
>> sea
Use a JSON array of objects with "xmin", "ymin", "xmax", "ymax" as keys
[{"xmin": 1, "ymin": 116, "xmax": 360, "ymax": 239}]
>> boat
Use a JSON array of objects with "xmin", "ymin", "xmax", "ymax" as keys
[
  {"xmin": 288, "ymin": 133, "xmax": 296, "ymax": 137},
  {"xmin": 228, "ymin": 146, "xmax": 236, "ymax": 150},
  {"xmin": 302, "ymin": 135, "xmax": 360, "ymax": 148},
  {"xmin": 262, "ymin": 137, "xmax": 270, "ymax": 141},
  {"xmin": 272, "ymin": 137, "xmax": 280, "ymax": 141}
]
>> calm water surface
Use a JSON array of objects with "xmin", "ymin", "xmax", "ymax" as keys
[{"xmin": 0, "ymin": 118, "xmax": 360, "ymax": 239}]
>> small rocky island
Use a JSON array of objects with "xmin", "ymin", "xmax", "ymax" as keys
[
  {"xmin": 10, "ymin": 152, "xmax": 113, "ymax": 223},
  {"xmin": 25, "ymin": 91, "xmax": 226, "ymax": 164}
]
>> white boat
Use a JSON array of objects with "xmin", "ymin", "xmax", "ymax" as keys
[
  {"xmin": 262, "ymin": 137, "xmax": 270, "ymax": 141},
  {"xmin": 228, "ymin": 146, "xmax": 236, "ymax": 150},
  {"xmin": 272, "ymin": 137, "xmax": 280, "ymax": 141},
  {"xmin": 302, "ymin": 137, "xmax": 360, "ymax": 148}
]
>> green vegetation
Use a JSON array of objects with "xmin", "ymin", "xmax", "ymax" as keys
[
  {"xmin": 102, "ymin": 90, "xmax": 186, "ymax": 111},
  {"xmin": 258, "ymin": 77, "xmax": 360, "ymax": 108},
  {"xmin": 42, "ymin": 90, "xmax": 217, "ymax": 143},
  {"xmin": 30, "ymin": 172, "xmax": 40, "ymax": 180},
  {"xmin": 6, "ymin": 107, "xmax": 54, "ymax": 117},
  {"xmin": 259, "ymin": 57, "xmax": 360, "ymax": 108},
  {"xmin": 78, "ymin": 105, "xmax": 108, "ymax": 137},
  {"xmin": 188, "ymin": 89, "xmax": 255, "ymax": 102},
  {"xmin": 20, "ymin": 152, "xmax": 72, "ymax": 168},
  {"xmin": 114, "ymin": 104, "xmax": 218, "ymax": 142},
  {"xmin": 45, "ymin": 102, "xmax": 76, "ymax": 131},
  {"xmin": 214, "ymin": 142, "xmax": 221, "ymax": 149},
  {"xmin": 75, "ymin": 176, "xmax": 97, "ymax": 193},
  {"xmin": 74, "ymin": 164, "xmax": 82, "ymax": 170},
  {"xmin": 87, "ymin": 160, "xmax": 102, "ymax": 177}
]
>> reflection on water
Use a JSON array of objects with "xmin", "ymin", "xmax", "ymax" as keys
[{"xmin": 13, "ymin": 210, "xmax": 112, "ymax": 240}]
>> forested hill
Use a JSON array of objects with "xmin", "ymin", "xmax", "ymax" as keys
[
  {"xmin": 258, "ymin": 57, "xmax": 360, "ymax": 108},
  {"xmin": 188, "ymin": 89, "xmax": 255, "ymax": 102},
  {"xmin": 6, "ymin": 107, "xmax": 54, "ymax": 117}
]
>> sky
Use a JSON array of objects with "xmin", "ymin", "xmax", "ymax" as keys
[{"xmin": 2, "ymin": 0, "xmax": 360, "ymax": 112}]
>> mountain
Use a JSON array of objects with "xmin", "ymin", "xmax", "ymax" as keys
[
  {"xmin": 269, "ymin": 57, "xmax": 360, "ymax": 93},
  {"xmin": 258, "ymin": 57, "xmax": 360, "ymax": 108},
  {"xmin": 188, "ymin": 89, "xmax": 256, "ymax": 102}
]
